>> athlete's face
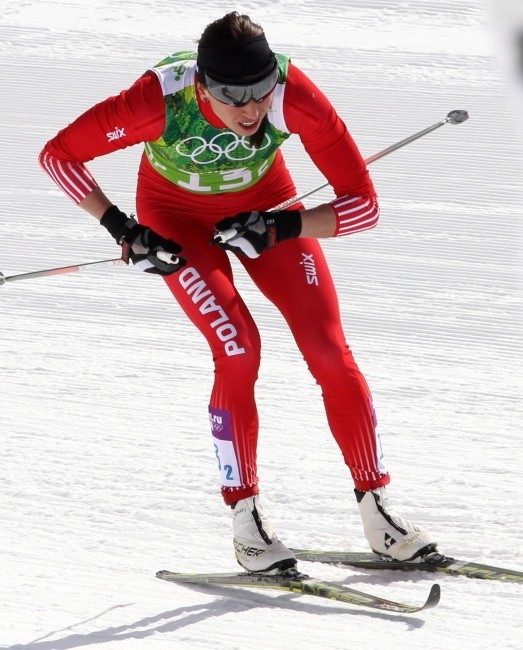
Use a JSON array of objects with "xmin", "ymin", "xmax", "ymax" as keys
[{"xmin": 197, "ymin": 82, "xmax": 273, "ymax": 137}]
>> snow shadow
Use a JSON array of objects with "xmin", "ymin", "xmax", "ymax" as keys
[{"xmin": 5, "ymin": 590, "xmax": 426, "ymax": 648}]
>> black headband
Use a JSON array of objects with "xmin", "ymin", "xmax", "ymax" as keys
[{"xmin": 197, "ymin": 34, "xmax": 276, "ymax": 84}]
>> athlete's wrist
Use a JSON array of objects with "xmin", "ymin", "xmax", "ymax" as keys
[
  {"xmin": 273, "ymin": 210, "xmax": 302, "ymax": 242},
  {"xmin": 299, "ymin": 205, "xmax": 337, "ymax": 238},
  {"xmin": 100, "ymin": 205, "xmax": 137, "ymax": 244}
]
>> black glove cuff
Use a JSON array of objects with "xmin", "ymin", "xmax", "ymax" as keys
[
  {"xmin": 100, "ymin": 205, "xmax": 137, "ymax": 243},
  {"xmin": 275, "ymin": 210, "xmax": 302, "ymax": 242}
]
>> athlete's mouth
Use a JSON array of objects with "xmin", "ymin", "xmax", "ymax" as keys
[{"xmin": 239, "ymin": 120, "xmax": 258, "ymax": 129}]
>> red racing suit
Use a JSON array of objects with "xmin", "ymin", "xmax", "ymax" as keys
[{"xmin": 40, "ymin": 56, "xmax": 389, "ymax": 503}]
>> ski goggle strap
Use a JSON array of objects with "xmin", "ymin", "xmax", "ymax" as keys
[{"xmin": 201, "ymin": 64, "xmax": 279, "ymax": 107}]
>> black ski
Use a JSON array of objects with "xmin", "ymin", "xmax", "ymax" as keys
[
  {"xmin": 291, "ymin": 549, "xmax": 523, "ymax": 583},
  {"xmin": 156, "ymin": 568, "xmax": 440, "ymax": 614}
]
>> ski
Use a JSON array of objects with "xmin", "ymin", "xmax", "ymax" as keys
[
  {"xmin": 156, "ymin": 568, "xmax": 440, "ymax": 614},
  {"xmin": 291, "ymin": 549, "xmax": 523, "ymax": 583}
]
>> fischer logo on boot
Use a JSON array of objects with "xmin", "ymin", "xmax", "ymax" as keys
[
  {"xmin": 384, "ymin": 533, "xmax": 397, "ymax": 550},
  {"xmin": 234, "ymin": 541, "xmax": 266, "ymax": 557}
]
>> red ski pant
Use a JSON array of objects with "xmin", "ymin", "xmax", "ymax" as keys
[{"xmin": 137, "ymin": 160, "xmax": 390, "ymax": 504}]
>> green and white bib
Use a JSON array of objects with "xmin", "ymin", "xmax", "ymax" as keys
[{"xmin": 146, "ymin": 51, "xmax": 291, "ymax": 194}]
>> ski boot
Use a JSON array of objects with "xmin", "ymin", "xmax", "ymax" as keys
[
  {"xmin": 356, "ymin": 487, "xmax": 438, "ymax": 562},
  {"xmin": 232, "ymin": 495, "xmax": 297, "ymax": 574}
]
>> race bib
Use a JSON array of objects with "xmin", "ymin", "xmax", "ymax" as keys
[{"xmin": 209, "ymin": 406, "xmax": 242, "ymax": 487}]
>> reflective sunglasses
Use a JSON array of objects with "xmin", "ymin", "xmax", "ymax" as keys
[{"xmin": 202, "ymin": 64, "xmax": 279, "ymax": 108}]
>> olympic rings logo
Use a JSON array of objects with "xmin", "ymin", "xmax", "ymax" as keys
[{"xmin": 175, "ymin": 132, "xmax": 271, "ymax": 164}]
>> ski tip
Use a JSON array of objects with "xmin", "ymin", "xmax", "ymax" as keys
[
  {"xmin": 425, "ymin": 583, "xmax": 441, "ymax": 609},
  {"xmin": 157, "ymin": 569, "xmax": 178, "ymax": 579},
  {"xmin": 0, "ymin": 271, "xmax": 5, "ymax": 286}
]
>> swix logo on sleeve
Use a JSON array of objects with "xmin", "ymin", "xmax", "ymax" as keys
[
  {"xmin": 178, "ymin": 267, "xmax": 246, "ymax": 357},
  {"xmin": 300, "ymin": 252, "xmax": 319, "ymax": 285},
  {"xmin": 106, "ymin": 126, "xmax": 126, "ymax": 142}
]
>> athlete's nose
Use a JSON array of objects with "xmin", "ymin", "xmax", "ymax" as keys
[{"xmin": 240, "ymin": 102, "xmax": 260, "ymax": 121}]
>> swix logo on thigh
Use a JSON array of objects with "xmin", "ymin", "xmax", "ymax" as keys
[
  {"xmin": 300, "ymin": 252, "xmax": 319, "ymax": 285},
  {"xmin": 178, "ymin": 267, "xmax": 246, "ymax": 357}
]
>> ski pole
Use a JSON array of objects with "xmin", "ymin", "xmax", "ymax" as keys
[
  {"xmin": 215, "ymin": 109, "xmax": 469, "ymax": 244},
  {"xmin": 0, "ymin": 255, "xmax": 126, "ymax": 286},
  {"xmin": 0, "ymin": 242, "xmax": 185, "ymax": 286},
  {"xmin": 0, "ymin": 243, "xmax": 178, "ymax": 286},
  {"xmin": 272, "ymin": 109, "xmax": 469, "ymax": 211},
  {"xmin": 0, "ymin": 242, "xmax": 131, "ymax": 286}
]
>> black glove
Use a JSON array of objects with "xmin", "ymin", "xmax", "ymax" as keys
[
  {"xmin": 212, "ymin": 210, "xmax": 302, "ymax": 258},
  {"xmin": 100, "ymin": 205, "xmax": 186, "ymax": 276}
]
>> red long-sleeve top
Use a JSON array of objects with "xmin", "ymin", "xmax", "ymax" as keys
[{"xmin": 40, "ymin": 63, "xmax": 379, "ymax": 236}]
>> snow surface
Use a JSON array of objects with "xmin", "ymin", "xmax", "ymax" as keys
[{"xmin": 1, "ymin": 0, "xmax": 522, "ymax": 648}]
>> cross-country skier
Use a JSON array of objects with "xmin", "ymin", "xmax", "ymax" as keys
[{"xmin": 39, "ymin": 11, "xmax": 438, "ymax": 573}]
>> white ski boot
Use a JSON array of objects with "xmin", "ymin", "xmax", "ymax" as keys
[
  {"xmin": 356, "ymin": 487, "xmax": 437, "ymax": 562},
  {"xmin": 232, "ymin": 495, "xmax": 297, "ymax": 573}
]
